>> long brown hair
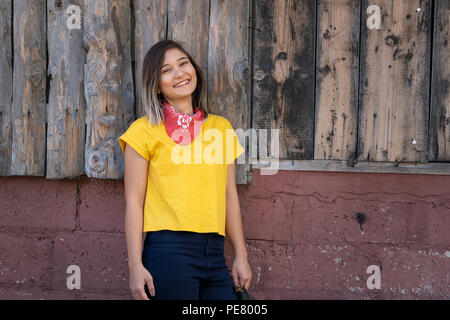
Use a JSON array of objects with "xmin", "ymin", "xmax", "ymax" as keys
[{"xmin": 141, "ymin": 40, "xmax": 209, "ymax": 125}]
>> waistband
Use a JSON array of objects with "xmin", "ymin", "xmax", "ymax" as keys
[
  {"xmin": 143, "ymin": 230, "xmax": 225, "ymax": 256},
  {"xmin": 144, "ymin": 230, "xmax": 224, "ymax": 245}
]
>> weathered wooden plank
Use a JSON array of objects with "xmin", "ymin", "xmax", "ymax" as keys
[
  {"xmin": 358, "ymin": 0, "xmax": 432, "ymax": 162},
  {"xmin": 252, "ymin": 159, "xmax": 450, "ymax": 176},
  {"xmin": 46, "ymin": 0, "xmax": 85, "ymax": 179},
  {"xmin": 0, "ymin": 0, "xmax": 12, "ymax": 176},
  {"xmin": 134, "ymin": 0, "xmax": 168, "ymax": 118},
  {"xmin": 10, "ymin": 0, "xmax": 47, "ymax": 176},
  {"xmin": 252, "ymin": 0, "xmax": 316, "ymax": 160},
  {"xmin": 315, "ymin": 0, "xmax": 360, "ymax": 161},
  {"xmin": 83, "ymin": 0, "xmax": 134, "ymax": 179},
  {"xmin": 207, "ymin": 0, "xmax": 251, "ymax": 184},
  {"xmin": 429, "ymin": 0, "xmax": 450, "ymax": 161},
  {"xmin": 167, "ymin": 0, "xmax": 210, "ymax": 109}
]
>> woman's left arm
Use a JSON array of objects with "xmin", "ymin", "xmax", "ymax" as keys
[{"xmin": 225, "ymin": 162, "xmax": 252, "ymax": 291}]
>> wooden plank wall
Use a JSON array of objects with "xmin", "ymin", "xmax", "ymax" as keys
[
  {"xmin": 0, "ymin": 0, "xmax": 12, "ymax": 176},
  {"xmin": 83, "ymin": 0, "xmax": 134, "ymax": 179},
  {"xmin": 315, "ymin": 0, "xmax": 360, "ymax": 161},
  {"xmin": 47, "ymin": 0, "xmax": 85, "ymax": 179},
  {"xmin": 358, "ymin": 0, "xmax": 432, "ymax": 163},
  {"xmin": 10, "ymin": 0, "xmax": 47, "ymax": 176},
  {"xmin": 252, "ymin": 0, "xmax": 316, "ymax": 160},
  {"xmin": 0, "ymin": 0, "xmax": 449, "ymax": 181},
  {"xmin": 429, "ymin": 0, "xmax": 450, "ymax": 161}
]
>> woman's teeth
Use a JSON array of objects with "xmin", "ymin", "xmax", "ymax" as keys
[{"xmin": 175, "ymin": 80, "xmax": 190, "ymax": 88}]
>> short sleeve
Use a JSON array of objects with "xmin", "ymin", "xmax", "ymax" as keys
[
  {"xmin": 117, "ymin": 118, "xmax": 150, "ymax": 161},
  {"xmin": 224, "ymin": 119, "xmax": 245, "ymax": 165}
]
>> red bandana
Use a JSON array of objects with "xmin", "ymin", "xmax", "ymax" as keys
[{"xmin": 162, "ymin": 100, "xmax": 204, "ymax": 145}]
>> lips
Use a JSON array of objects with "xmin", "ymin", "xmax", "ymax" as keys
[{"xmin": 174, "ymin": 79, "xmax": 190, "ymax": 88}]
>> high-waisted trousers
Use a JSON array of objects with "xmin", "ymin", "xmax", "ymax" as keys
[{"xmin": 141, "ymin": 230, "xmax": 238, "ymax": 300}]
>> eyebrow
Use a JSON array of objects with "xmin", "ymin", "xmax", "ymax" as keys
[{"xmin": 161, "ymin": 57, "xmax": 189, "ymax": 68}]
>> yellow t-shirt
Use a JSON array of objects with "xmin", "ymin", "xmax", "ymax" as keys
[{"xmin": 117, "ymin": 114, "xmax": 245, "ymax": 236}]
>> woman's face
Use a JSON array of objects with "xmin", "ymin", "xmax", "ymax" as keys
[{"xmin": 158, "ymin": 48, "xmax": 197, "ymax": 102}]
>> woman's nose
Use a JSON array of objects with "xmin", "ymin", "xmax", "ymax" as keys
[{"xmin": 174, "ymin": 67, "xmax": 184, "ymax": 78}]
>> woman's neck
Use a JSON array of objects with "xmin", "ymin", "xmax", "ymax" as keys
[{"xmin": 164, "ymin": 98, "xmax": 194, "ymax": 115}]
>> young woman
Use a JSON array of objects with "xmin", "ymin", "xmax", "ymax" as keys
[{"xmin": 118, "ymin": 39, "xmax": 252, "ymax": 300}]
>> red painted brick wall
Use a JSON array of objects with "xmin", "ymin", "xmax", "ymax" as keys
[{"xmin": 0, "ymin": 170, "xmax": 449, "ymax": 299}]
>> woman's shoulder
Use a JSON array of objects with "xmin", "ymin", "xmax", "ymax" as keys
[{"xmin": 134, "ymin": 115, "xmax": 164, "ymax": 132}]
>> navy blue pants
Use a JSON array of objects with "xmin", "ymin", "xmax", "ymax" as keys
[{"xmin": 141, "ymin": 230, "xmax": 238, "ymax": 300}]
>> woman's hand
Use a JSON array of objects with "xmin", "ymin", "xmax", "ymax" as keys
[
  {"xmin": 231, "ymin": 256, "xmax": 252, "ymax": 292},
  {"xmin": 129, "ymin": 263, "xmax": 155, "ymax": 300}
]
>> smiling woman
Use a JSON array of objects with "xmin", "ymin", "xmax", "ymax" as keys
[
  {"xmin": 140, "ymin": 40, "xmax": 209, "ymax": 126},
  {"xmin": 118, "ymin": 39, "xmax": 251, "ymax": 301}
]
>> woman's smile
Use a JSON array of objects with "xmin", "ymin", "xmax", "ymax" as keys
[{"xmin": 174, "ymin": 79, "xmax": 191, "ymax": 88}]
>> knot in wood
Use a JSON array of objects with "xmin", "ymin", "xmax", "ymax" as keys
[{"xmin": 88, "ymin": 149, "xmax": 106, "ymax": 173}]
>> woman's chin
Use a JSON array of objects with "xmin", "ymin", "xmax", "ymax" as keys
[{"xmin": 169, "ymin": 88, "xmax": 195, "ymax": 98}]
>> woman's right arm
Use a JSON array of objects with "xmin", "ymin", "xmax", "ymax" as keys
[{"xmin": 124, "ymin": 144, "xmax": 154, "ymax": 300}]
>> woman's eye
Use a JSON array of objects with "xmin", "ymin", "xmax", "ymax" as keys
[{"xmin": 162, "ymin": 62, "xmax": 188, "ymax": 74}]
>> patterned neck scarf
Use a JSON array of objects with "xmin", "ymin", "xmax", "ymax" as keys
[{"xmin": 162, "ymin": 99, "xmax": 204, "ymax": 145}]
